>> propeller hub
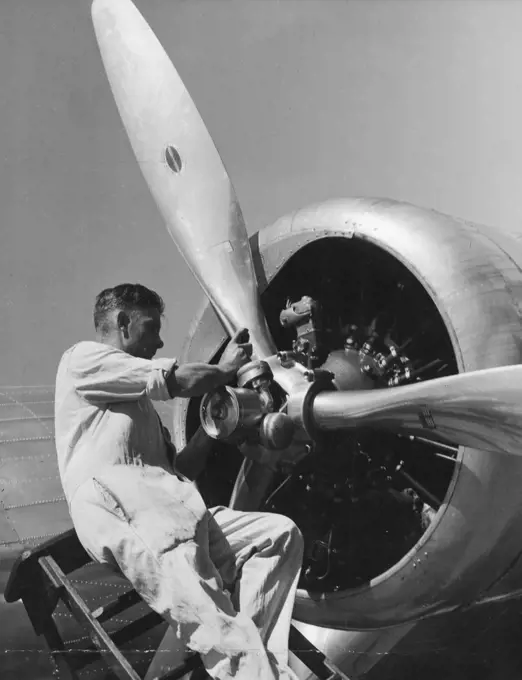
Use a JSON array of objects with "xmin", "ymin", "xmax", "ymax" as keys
[
  {"xmin": 237, "ymin": 360, "xmax": 273, "ymax": 389},
  {"xmin": 259, "ymin": 412, "xmax": 295, "ymax": 450},
  {"xmin": 286, "ymin": 369, "xmax": 337, "ymax": 441}
]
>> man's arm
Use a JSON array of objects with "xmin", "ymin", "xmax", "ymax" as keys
[
  {"xmin": 165, "ymin": 328, "xmax": 253, "ymax": 398},
  {"xmin": 71, "ymin": 329, "xmax": 252, "ymax": 405},
  {"xmin": 70, "ymin": 342, "xmax": 176, "ymax": 404},
  {"xmin": 166, "ymin": 362, "xmax": 236, "ymax": 398}
]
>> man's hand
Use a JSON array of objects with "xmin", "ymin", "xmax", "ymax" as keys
[
  {"xmin": 219, "ymin": 328, "xmax": 253, "ymax": 376},
  {"xmin": 165, "ymin": 329, "xmax": 252, "ymax": 398}
]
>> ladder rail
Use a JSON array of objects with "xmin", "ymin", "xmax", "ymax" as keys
[{"xmin": 39, "ymin": 555, "xmax": 142, "ymax": 680}]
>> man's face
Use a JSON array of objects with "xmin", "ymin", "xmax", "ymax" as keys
[{"xmin": 123, "ymin": 307, "xmax": 164, "ymax": 360}]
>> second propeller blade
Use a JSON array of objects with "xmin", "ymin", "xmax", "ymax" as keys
[{"xmin": 311, "ymin": 364, "xmax": 522, "ymax": 456}]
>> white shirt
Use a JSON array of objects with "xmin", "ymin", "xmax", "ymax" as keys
[{"xmin": 54, "ymin": 341, "xmax": 178, "ymax": 505}]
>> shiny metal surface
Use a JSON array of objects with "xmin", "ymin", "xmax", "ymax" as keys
[
  {"xmin": 259, "ymin": 412, "xmax": 295, "ymax": 450},
  {"xmin": 236, "ymin": 360, "xmax": 273, "ymax": 389},
  {"xmin": 91, "ymin": 0, "xmax": 275, "ymax": 359},
  {"xmin": 200, "ymin": 387, "xmax": 264, "ymax": 439},
  {"xmin": 309, "ymin": 364, "xmax": 522, "ymax": 456},
  {"xmin": 266, "ymin": 354, "xmax": 314, "ymax": 396},
  {"xmin": 176, "ymin": 197, "xmax": 522, "ymax": 631}
]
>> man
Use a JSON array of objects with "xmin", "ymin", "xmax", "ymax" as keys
[{"xmin": 54, "ymin": 283, "xmax": 303, "ymax": 680}]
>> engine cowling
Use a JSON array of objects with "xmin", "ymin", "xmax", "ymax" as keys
[{"xmin": 172, "ymin": 197, "xmax": 522, "ymax": 629}]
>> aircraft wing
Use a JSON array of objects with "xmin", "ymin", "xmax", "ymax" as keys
[
  {"xmin": 0, "ymin": 386, "xmax": 70, "ymax": 557},
  {"xmin": 0, "ymin": 387, "xmax": 175, "ymax": 559},
  {"xmin": 0, "ymin": 386, "xmax": 67, "ymax": 678},
  {"xmin": 0, "ymin": 386, "xmax": 179, "ymax": 679}
]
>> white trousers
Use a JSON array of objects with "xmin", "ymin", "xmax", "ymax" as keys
[{"xmin": 70, "ymin": 466, "xmax": 303, "ymax": 680}]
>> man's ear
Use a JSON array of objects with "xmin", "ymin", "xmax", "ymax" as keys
[{"xmin": 117, "ymin": 310, "xmax": 131, "ymax": 337}]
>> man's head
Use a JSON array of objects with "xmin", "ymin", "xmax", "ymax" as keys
[{"xmin": 94, "ymin": 283, "xmax": 165, "ymax": 359}]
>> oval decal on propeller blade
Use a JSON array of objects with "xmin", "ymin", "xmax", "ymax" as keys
[{"xmin": 165, "ymin": 145, "xmax": 182, "ymax": 173}]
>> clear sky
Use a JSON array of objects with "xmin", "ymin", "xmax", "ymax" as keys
[{"xmin": 1, "ymin": 0, "xmax": 522, "ymax": 385}]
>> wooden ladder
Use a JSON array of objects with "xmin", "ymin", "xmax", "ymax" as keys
[{"xmin": 5, "ymin": 528, "xmax": 351, "ymax": 679}]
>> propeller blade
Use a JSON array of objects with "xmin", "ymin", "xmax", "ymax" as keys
[
  {"xmin": 310, "ymin": 364, "xmax": 522, "ymax": 455},
  {"xmin": 91, "ymin": 0, "xmax": 275, "ymax": 358}
]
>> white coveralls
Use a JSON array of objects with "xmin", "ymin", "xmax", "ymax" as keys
[{"xmin": 54, "ymin": 341, "xmax": 303, "ymax": 680}]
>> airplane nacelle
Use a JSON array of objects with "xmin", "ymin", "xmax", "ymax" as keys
[{"xmin": 173, "ymin": 196, "xmax": 522, "ymax": 630}]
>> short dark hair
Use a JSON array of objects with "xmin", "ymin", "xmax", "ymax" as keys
[{"xmin": 94, "ymin": 283, "xmax": 165, "ymax": 332}]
